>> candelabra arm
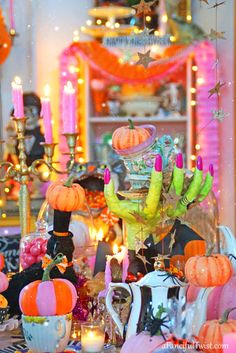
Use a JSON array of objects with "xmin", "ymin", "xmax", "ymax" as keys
[
  {"xmin": 0, "ymin": 161, "xmax": 17, "ymax": 182},
  {"xmin": 30, "ymin": 159, "xmax": 53, "ymax": 181}
]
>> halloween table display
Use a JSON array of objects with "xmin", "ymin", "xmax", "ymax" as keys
[{"xmin": 3, "ymin": 176, "xmax": 85, "ymax": 317}]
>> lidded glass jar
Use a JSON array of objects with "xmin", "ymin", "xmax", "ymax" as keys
[{"xmin": 20, "ymin": 219, "xmax": 49, "ymax": 270}]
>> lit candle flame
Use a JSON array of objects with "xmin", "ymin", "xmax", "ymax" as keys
[
  {"xmin": 113, "ymin": 243, "xmax": 119, "ymax": 255},
  {"xmin": 96, "ymin": 228, "xmax": 104, "ymax": 241},
  {"xmin": 44, "ymin": 84, "xmax": 50, "ymax": 97},
  {"xmin": 64, "ymin": 81, "xmax": 75, "ymax": 94},
  {"xmin": 14, "ymin": 76, "xmax": 21, "ymax": 85}
]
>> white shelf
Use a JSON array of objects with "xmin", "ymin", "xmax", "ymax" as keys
[{"xmin": 89, "ymin": 116, "xmax": 187, "ymax": 123}]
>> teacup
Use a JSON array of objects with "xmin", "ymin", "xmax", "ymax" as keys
[{"xmin": 22, "ymin": 312, "xmax": 72, "ymax": 353}]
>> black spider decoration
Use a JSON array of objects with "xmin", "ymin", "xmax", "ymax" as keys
[
  {"xmin": 138, "ymin": 304, "xmax": 170, "ymax": 340},
  {"xmin": 157, "ymin": 272, "xmax": 185, "ymax": 285}
]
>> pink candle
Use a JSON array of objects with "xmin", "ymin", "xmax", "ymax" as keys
[
  {"xmin": 62, "ymin": 81, "xmax": 76, "ymax": 134},
  {"xmin": 40, "ymin": 84, "xmax": 53, "ymax": 143},
  {"xmin": 99, "ymin": 245, "xmax": 129, "ymax": 298},
  {"xmin": 11, "ymin": 76, "xmax": 24, "ymax": 118},
  {"xmin": 223, "ymin": 333, "xmax": 236, "ymax": 352},
  {"xmin": 9, "ymin": 0, "xmax": 15, "ymax": 30}
]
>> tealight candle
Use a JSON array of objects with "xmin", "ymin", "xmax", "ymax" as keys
[
  {"xmin": 40, "ymin": 84, "xmax": 53, "ymax": 143},
  {"xmin": 81, "ymin": 324, "xmax": 105, "ymax": 353}
]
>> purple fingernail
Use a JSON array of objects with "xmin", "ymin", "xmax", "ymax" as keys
[
  {"xmin": 209, "ymin": 164, "xmax": 214, "ymax": 176},
  {"xmin": 176, "ymin": 153, "xmax": 183, "ymax": 169},
  {"xmin": 196, "ymin": 156, "xmax": 203, "ymax": 171},
  {"xmin": 104, "ymin": 168, "xmax": 111, "ymax": 184},
  {"xmin": 155, "ymin": 154, "xmax": 162, "ymax": 172}
]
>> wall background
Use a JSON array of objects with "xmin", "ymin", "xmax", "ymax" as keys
[{"xmin": 0, "ymin": 0, "xmax": 235, "ymax": 231}]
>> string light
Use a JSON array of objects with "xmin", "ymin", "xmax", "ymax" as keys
[
  {"xmin": 190, "ymin": 87, "xmax": 196, "ymax": 93},
  {"xmin": 186, "ymin": 15, "xmax": 192, "ymax": 22},
  {"xmin": 192, "ymin": 65, "xmax": 198, "ymax": 72},
  {"xmin": 86, "ymin": 19, "xmax": 92, "ymax": 26},
  {"xmin": 114, "ymin": 22, "xmax": 120, "ymax": 28},
  {"xmin": 78, "ymin": 157, "xmax": 85, "ymax": 163},
  {"xmin": 0, "ymin": 200, "xmax": 3, "ymax": 207},
  {"xmin": 146, "ymin": 16, "xmax": 151, "ymax": 22},
  {"xmin": 154, "ymin": 30, "xmax": 159, "ymax": 36},
  {"xmin": 190, "ymin": 155, "xmax": 196, "ymax": 161},
  {"xmin": 191, "ymin": 100, "xmax": 196, "ymax": 106},
  {"xmin": 2, "ymin": 213, "xmax": 7, "ymax": 219},
  {"xmin": 96, "ymin": 19, "xmax": 102, "ymax": 25},
  {"xmin": 197, "ymin": 77, "xmax": 205, "ymax": 85},
  {"xmin": 80, "ymin": 26, "xmax": 86, "ymax": 32},
  {"xmin": 105, "ymin": 21, "xmax": 111, "ymax": 27},
  {"xmin": 77, "ymin": 78, "xmax": 84, "ymax": 85},
  {"xmin": 73, "ymin": 30, "xmax": 80, "ymax": 42},
  {"xmin": 195, "ymin": 144, "xmax": 201, "ymax": 150},
  {"xmin": 4, "ymin": 187, "xmax": 10, "ymax": 193},
  {"xmin": 170, "ymin": 36, "xmax": 176, "ymax": 42},
  {"xmin": 161, "ymin": 14, "xmax": 168, "ymax": 23}
]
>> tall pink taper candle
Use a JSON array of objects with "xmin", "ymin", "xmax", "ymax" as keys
[
  {"xmin": 40, "ymin": 84, "xmax": 53, "ymax": 143},
  {"xmin": 62, "ymin": 81, "xmax": 76, "ymax": 134},
  {"xmin": 11, "ymin": 76, "xmax": 24, "ymax": 118}
]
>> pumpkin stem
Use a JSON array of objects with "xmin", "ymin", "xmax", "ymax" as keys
[
  {"xmin": 63, "ymin": 174, "xmax": 76, "ymax": 187},
  {"xmin": 205, "ymin": 245, "xmax": 215, "ymax": 257},
  {"xmin": 128, "ymin": 119, "xmax": 135, "ymax": 129},
  {"xmin": 219, "ymin": 307, "xmax": 236, "ymax": 324},
  {"xmin": 42, "ymin": 253, "xmax": 65, "ymax": 282}
]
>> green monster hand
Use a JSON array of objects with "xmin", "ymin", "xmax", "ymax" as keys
[{"xmin": 104, "ymin": 154, "xmax": 214, "ymax": 251}]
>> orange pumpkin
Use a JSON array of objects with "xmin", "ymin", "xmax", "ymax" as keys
[
  {"xmin": 185, "ymin": 249, "xmax": 233, "ymax": 288},
  {"xmin": 198, "ymin": 308, "xmax": 236, "ymax": 353},
  {"xmin": 0, "ymin": 294, "xmax": 8, "ymax": 309},
  {"xmin": 19, "ymin": 254, "xmax": 77, "ymax": 316},
  {"xmin": 0, "ymin": 8, "xmax": 11, "ymax": 65},
  {"xmin": 46, "ymin": 176, "xmax": 85, "ymax": 212},
  {"xmin": 112, "ymin": 119, "xmax": 151, "ymax": 151},
  {"xmin": 0, "ymin": 253, "xmax": 4, "ymax": 271}
]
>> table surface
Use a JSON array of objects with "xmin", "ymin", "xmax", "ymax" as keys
[{"xmin": 0, "ymin": 328, "xmax": 120, "ymax": 353}]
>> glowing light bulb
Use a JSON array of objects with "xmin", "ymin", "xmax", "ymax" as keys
[
  {"xmin": 86, "ymin": 19, "xmax": 92, "ymax": 26},
  {"xmin": 170, "ymin": 36, "xmax": 176, "ymax": 42},
  {"xmin": 195, "ymin": 144, "xmax": 201, "ymax": 150},
  {"xmin": 191, "ymin": 100, "xmax": 196, "ymax": 106},
  {"xmin": 96, "ymin": 19, "xmax": 102, "ymax": 25},
  {"xmin": 77, "ymin": 78, "xmax": 84, "ymax": 85},
  {"xmin": 186, "ymin": 15, "xmax": 192, "ymax": 22},
  {"xmin": 192, "ymin": 65, "xmax": 198, "ymax": 72},
  {"xmin": 197, "ymin": 77, "xmax": 205, "ymax": 85},
  {"xmin": 161, "ymin": 14, "xmax": 168, "ymax": 23},
  {"xmin": 190, "ymin": 155, "xmax": 196, "ymax": 161},
  {"xmin": 114, "ymin": 22, "xmax": 120, "ymax": 28},
  {"xmin": 146, "ymin": 16, "xmax": 151, "ymax": 22},
  {"xmin": 154, "ymin": 30, "xmax": 159, "ymax": 36},
  {"xmin": 190, "ymin": 87, "xmax": 196, "ymax": 93}
]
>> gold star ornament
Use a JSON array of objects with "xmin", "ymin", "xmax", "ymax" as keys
[
  {"xmin": 136, "ymin": 50, "xmax": 155, "ymax": 68},
  {"xmin": 132, "ymin": 0, "xmax": 156, "ymax": 16}
]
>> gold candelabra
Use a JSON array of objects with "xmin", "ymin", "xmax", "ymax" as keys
[{"xmin": 0, "ymin": 117, "xmax": 79, "ymax": 237}]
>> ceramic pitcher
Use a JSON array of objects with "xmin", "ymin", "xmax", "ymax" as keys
[{"xmin": 106, "ymin": 269, "xmax": 186, "ymax": 340}]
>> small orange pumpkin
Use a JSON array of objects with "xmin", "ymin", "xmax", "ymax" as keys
[
  {"xmin": 185, "ymin": 248, "xmax": 233, "ymax": 288},
  {"xmin": 19, "ymin": 253, "xmax": 77, "ymax": 316},
  {"xmin": 0, "ymin": 294, "xmax": 8, "ymax": 309},
  {"xmin": 198, "ymin": 307, "xmax": 236, "ymax": 353},
  {"xmin": 112, "ymin": 119, "xmax": 151, "ymax": 151},
  {"xmin": 46, "ymin": 176, "xmax": 85, "ymax": 212}
]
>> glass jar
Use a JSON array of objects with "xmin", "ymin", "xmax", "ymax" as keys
[{"xmin": 20, "ymin": 220, "xmax": 49, "ymax": 270}]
